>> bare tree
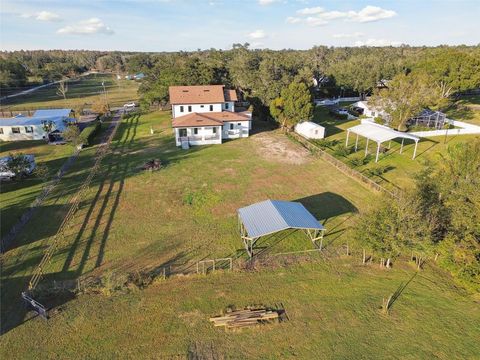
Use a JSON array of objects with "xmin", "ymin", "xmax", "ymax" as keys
[{"xmin": 56, "ymin": 79, "xmax": 69, "ymax": 100}]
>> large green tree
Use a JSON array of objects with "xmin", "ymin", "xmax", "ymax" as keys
[{"xmin": 270, "ymin": 81, "xmax": 313, "ymax": 130}]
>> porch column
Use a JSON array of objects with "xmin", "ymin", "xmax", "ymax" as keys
[
  {"xmin": 412, "ymin": 140, "xmax": 419, "ymax": 159},
  {"xmin": 345, "ymin": 130, "xmax": 350, "ymax": 146},
  {"xmin": 400, "ymin": 138, "xmax": 404, "ymax": 154},
  {"xmin": 375, "ymin": 142, "xmax": 381, "ymax": 163},
  {"xmin": 365, "ymin": 138, "xmax": 369, "ymax": 156},
  {"xmin": 354, "ymin": 134, "xmax": 359, "ymax": 152}
]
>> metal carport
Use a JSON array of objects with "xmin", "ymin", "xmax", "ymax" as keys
[{"xmin": 238, "ymin": 200, "xmax": 326, "ymax": 257}]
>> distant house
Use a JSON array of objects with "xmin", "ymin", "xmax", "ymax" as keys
[
  {"xmin": 295, "ymin": 121, "xmax": 325, "ymax": 139},
  {"xmin": 352, "ymin": 101, "xmax": 447, "ymax": 129},
  {"xmin": 169, "ymin": 85, "xmax": 252, "ymax": 148},
  {"xmin": 0, "ymin": 108, "xmax": 74, "ymax": 142}
]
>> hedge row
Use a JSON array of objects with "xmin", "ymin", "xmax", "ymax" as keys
[{"xmin": 80, "ymin": 121, "xmax": 101, "ymax": 146}]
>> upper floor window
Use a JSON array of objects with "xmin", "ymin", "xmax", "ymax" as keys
[
  {"xmin": 225, "ymin": 103, "xmax": 229, "ymax": 109},
  {"xmin": 12, "ymin": 127, "xmax": 20, "ymax": 134},
  {"xmin": 188, "ymin": 105, "xmax": 192, "ymax": 112},
  {"xmin": 0, "ymin": 128, "xmax": 3, "ymax": 134},
  {"xmin": 180, "ymin": 106, "xmax": 184, "ymax": 112},
  {"xmin": 200, "ymin": 105, "xmax": 204, "ymax": 108},
  {"xmin": 229, "ymin": 123, "xmax": 234, "ymax": 130},
  {"xmin": 209, "ymin": 105, "xmax": 213, "ymax": 111},
  {"xmin": 193, "ymin": 128, "xmax": 199, "ymax": 135},
  {"xmin": 25, "ymin": 126, "xmax": 33, "ymax": 133},
  {"xmin": 213, "ymin": 127, "xmax": 217, "ymax": 134}
]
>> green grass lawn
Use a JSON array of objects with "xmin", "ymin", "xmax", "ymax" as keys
[
  {"xmin": 0, "ymin": 140, "xmax": 74, "ymax": 238},
  {"xmin": 312, "ymin": 105, "xmax": 480, "ymax": 190},
  {"xmin": 0, "ymin": 73, "xmax": 139, "ymax": 111},
  {"xmin": 1, "ymin": 112, "xmax": 478, "ymax": 358},
  {"xmin": 445, "ymin": 95, "xmax": 480, "ymax": 125}
]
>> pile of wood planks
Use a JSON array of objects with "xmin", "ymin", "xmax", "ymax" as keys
[{"xmin": 209, "ymin": 306, "xmax": 285, "ymax": 329}]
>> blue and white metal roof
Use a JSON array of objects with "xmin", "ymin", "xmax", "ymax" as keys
[
  {"xmin": 33, "ymin": 109, "xmax": 72, "ymax": 118},
  {"xmin": 238, "ymin": 200, "xmax": 324, "ymax": 238}
]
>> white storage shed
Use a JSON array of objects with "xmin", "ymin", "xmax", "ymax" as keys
[{"xmin": 295, "ymin": 121, "xmax": 325, "ymax": 139}]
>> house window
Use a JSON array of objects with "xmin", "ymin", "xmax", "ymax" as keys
[
  {"xmin": 372, "ymin": 111, "xmax": 376, "ymax": 116},
  {"xmin": 25, "ymin": 126, "xmax": 33, "ymax": 133},
  {"xmin": 200, "ymin": 105, "xmax": 204, "ymax": 108},
  {"xmin": 12, "ymin": 127, "xmax": 21, "ymax": 134},
  {"xmin": 225, "ymin": 103, "xmax": 229, "ymax": 109},
  {"xmin": 179, "ymin": 129, "xmax": 187, "ymax": 137},
  {"xmin": 213, "ymin": 127, "xmax": 217, "ymax": 134},
  {"xmin": 180, "ymin": 106, "xmax": 184, "ymax": 113},
  {"xmin": 314, "ymin": 130, "xmax": 318, "ymax": 135},
  {"xmin": 193, "ymin": 128, "xmax": 198, "ymax": 135},
  {"xmin": 188, "ymin": 106, "xmax": 192, "ymax": 112},
  {"xmin": 0, "ymin": 128, "xmax": 3, "ymax": 134},
  {"xmin": 237, "ymin": 123, "xmax": 241, "ymax": 126},
  {"xmin": 209, "ymin": 105, "xmax": 213, "ymax": 111},
  {"xmin": 229, "ymin": 123, "xmax": 234, "ymax": 130}
]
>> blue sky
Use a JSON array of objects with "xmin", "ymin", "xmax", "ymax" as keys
[{"xmin": 0, "ymin": 0, "xmax": 478, "ymax": 51}]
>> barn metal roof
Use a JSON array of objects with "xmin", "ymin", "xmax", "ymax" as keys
[
  {"xmin": 33, "ymin": 109, "xmax": 72, "ymax": 118},
  {"xmin": 238, "ymin": 200, "xmax": 324, "ymax": 239}
]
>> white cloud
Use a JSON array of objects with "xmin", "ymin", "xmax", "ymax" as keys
[
  {"xmin": 332, "ymin": 32, "xmax": 364, "ymax": 39},
  {"xmin": 354, "ymin": 38, "xmax": 401, "ymax": 47},
  {"xmin": 249, "ymin": 29, "xmax": 266, "ymax": 39},
  {"xmin": 297, "ymin": 7, "xmax": 324, "ymax": 15},
  {"xmin": 348, "ymin": 6, "xmax": 397, "ymax": 23},
  {"xmin": 57, "ymin": 18, "xmax": 114, "ymax": 35},
  {"xmin": 289, "ymin": 5, "xmax": 397, "ymax": 27},
  {"xmin": 258, "ymin": 0, "xmax": 278, "ymax": 5},
  {"xmin": 20, "ymin": 10, "xmax": 61, "ymax": 22},
  {"xmin": 286, "ymin": 16, "xmax": 302, "ymax": 24}
]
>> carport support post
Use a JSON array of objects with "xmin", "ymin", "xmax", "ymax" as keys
[
  {"xmin": 354, "ymin": 134, "xmax": 359, "ymax": 151},
  {"xmin": 412, "ymin": 140, "xmax": 419, "ymax": 159},
  {"xmin": 345, "ymin": 130, "xmax": 350, "ymax": 146},
  {"xmin": 375, "ymin": 142, "xmax": 381, "ymax": 162},
  {"xmin": 400, "ymin": 138, "xmax": 404, "ymax": 154},
  {"xmin": 365, "ymin": 138, "xmax": 369, "ymax": 156}
]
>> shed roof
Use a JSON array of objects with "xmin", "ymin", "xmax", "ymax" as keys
[
  {"xmin": 296, "ymin": 121, "xmax": 324, "ymax": 131},
  {"xmin": 238, "ymin": 200, "xmax": 324, "ymax": 239},
  {"xmin": 33, "ymin": 109, "xmax": 72, "ymax": 117},
  {"xmin": 347, "ymin": 123, "xmax": 419, "ymax": 143}
]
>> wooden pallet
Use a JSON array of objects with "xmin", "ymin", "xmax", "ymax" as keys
[{"xmin": 209, "ymin": 307, "xmax": 284, "ymax": 329}]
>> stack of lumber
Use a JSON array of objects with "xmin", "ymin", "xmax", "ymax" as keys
[{"xmin": 209, "ymin": 307, "xmax": 280, "ymax": 329}]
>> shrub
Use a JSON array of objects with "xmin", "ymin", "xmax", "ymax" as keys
[
  {"xmin": 333, "ymin": 144, "xmax": 353, "ymax": 157},
  {"xmin": 79, "ymin": 121, "xmax": 101, "ymax": 146},
  {"xmin": 374, "ymin": 117, "xmax": 385, "ymax": 125},
  {"xmin": 315, "ymin": 138, "xmax": 339, "ymax": 150},
  {"xmin": 365, "ymin": 165, "xmax": 389, "ymax": 177},
  {"xmin": 348, "ymin": 155, "xmax": 370, "ymax": 167}
]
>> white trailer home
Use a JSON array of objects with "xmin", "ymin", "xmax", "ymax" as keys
[{"xmin": 295, "ymin": 121, "xmax": 325, "ymax": 139}]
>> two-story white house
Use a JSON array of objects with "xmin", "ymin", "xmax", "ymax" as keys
[{"xmin": 169, "ymin": 85, "xmax": 252, "ymax": 148}]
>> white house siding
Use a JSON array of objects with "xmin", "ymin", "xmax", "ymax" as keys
[
  {"xmin": 172, "ymin": 103, "xmax": 223, "ymax": 118},
  {"xmin": 174, "ymin": 126, "xmax": 222, "ymax": 146},
  {"xmin": 0, "ymin": 125, "xmax": 47, "ymax": 141},
  {"xmin": 221, "ymin": 102, "xmax": 235, "ymax": 112},
  {"xmin": 222, "ymin": 121, "xmax": 251, "ymax": 139}
]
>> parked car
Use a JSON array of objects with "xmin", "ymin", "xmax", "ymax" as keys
[{"xmin": 123, "ymin": 102, "xmax": 136, "ymax": 108}]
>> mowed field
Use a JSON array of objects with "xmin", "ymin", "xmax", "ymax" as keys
[
  {"xmin": 1, "ymin": 112, "xmax": 479, "ymax": 358},
  {"xmin": 312, "ymin": 101, "xmax": 480, "ymax": 190},
  {"xmin": 0, "ymin": 73, "xmax": 139, "ymax": 111}
]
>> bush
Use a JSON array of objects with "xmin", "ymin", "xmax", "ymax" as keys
[
  {"xmin": 315, "ymin": 138, "xmax": 339, "ymax": 150},
  {"xmin": 80, "ymin": 121, "xmax": 101, "ymax": 146},
  {"xmin": 374, "ymin": 117, "xmax": 385, "ymax": 125},
  {"xmin": 364, "ymin": 165, "xmax": 389, "ymax": 177},
  {"xmin": 333, "ymin": 144, "xmax": 353, "ymax": 158},
  {"xmin": 348, "ymin": 155, "xmax": 371, "ymax": 167}
]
